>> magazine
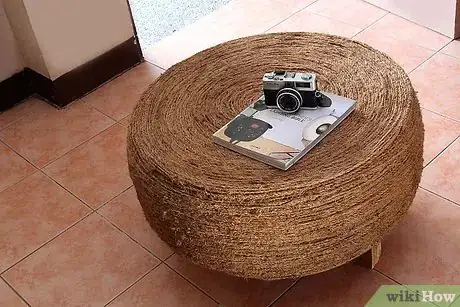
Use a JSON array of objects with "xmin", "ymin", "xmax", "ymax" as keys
[{"xmin": 212, "ymin": 92, "xmax": 356, "ymax": 170}]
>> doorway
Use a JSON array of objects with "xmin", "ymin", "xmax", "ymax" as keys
[{"xmin": 128, "ymin": 0, "xmax": 232, "ymax": 52}]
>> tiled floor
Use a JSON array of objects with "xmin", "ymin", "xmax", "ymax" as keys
[{"xmin": 1, "ymin": 0, "xmax": 459, "ymax": 306}]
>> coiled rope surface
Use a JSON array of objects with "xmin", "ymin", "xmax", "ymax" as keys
[{"xmin": 128, "ymin": 33, "xmax": 424, "ymax": 280}]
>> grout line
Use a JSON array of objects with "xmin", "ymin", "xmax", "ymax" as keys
[
  {"xmin": 421, "ymin": 107, "xmax": 460, "ymax": 124},
  {"xmin": 264, "ymin": 0, "xmax": 323, "ymax": 33},
  {"xmin": 372, "ymin": 270, "xmax": 439, "ymax": 306},
  {"xmin": 438, "ymin": 51, "xmax": 460, "ymax": 61},
  {"xmin": 0, "ymin": 180, "xmax": 147, "ymax": 280},
  {"xmin": 351, "ymin": 12, "xmax": 389, "ymax": 39},
  {"xmin": 0, "ymin": 212, "xmax": 93, "ymax": 275},
  {"xmin": 373, "ymin": 268, "xmax": 403, "ymax": 285},
  {"xmin": 0, "ymin": 94, "xmax": 45, "ymax": 133},
  {"xmin": 303, "ymin": 1, "xmax": 391, "ymax": 32},
  {"xmin": 38, "ymin": 120, "xmax": 119, "ymax": 170},
  {"xmin": 383, "ymin": 11, "xmax": 452, "ymax": 42},
  {"xmin": 94, "ymin": 210, "xmax": 163, "ymax": 262},
  {"xmin": 423, "ymin": 135, "xmax": 460, "ymax": 169},
  {"xmin": 93, "ymin": 184, "xmax": 134, "ymax": 211},
  {"xmin": 143, "ymin": 57, "xmax": 167, "ymax": 71},
  {"xmin": 0, "ymin": 138, "xmax": 43, "ymax": 193},
  {"xmin": 0, "ymin": 182, "xmax": 160, "ymax": 306},
  {"xmin": 449, "ymin": 294, "xmax": 460, "ymax": 307},
  {"xmin": 0, "ymin": 170, "xmax": 39, "ymax": 195},
  {"xmin": 360, "ymin": 0, "xmax": 389, "ymax": 13},
  {"xmin": 0, "ymin": 125, "xmax": 138, "ymax": 277},
  {"xmin": 162, "ymin": 261, "xmax": 220, "ymax": 305},
  {"xmin": 0, "ymin": 140, "xmax": 40, "ymax": 194},
  {"xmin": 117, "ymin": 114, "xmax": 130, "ymax": 124},
  {"xmin": 38, "ymin": 169, "xmax": 95, "ymax": 212},
  {"xmin": 39, "ymin": 162, "xmax": 133, "ymax": 214},
  {"xmin": 162, "ymin": 252, "xmax": 176, "ymax": 263},
  {"xmin": 407, "ymin": 49, "xmax": 442, "ymax": 75},
  {"xmin": 0, "ymin": 276, "xmax": 32, "ymax": 307},
  {"xmin": 0, "ymin": 115, "xmax": 119, "ymax": 198},
  {"xmin": 0, "ymin": 119, "xmax": 19, "ymax": 133},
  {"xmin": 378, "ymin": 13, "xmax": 451, "ymax": 53},
  {"xmin": 0, "ymin": 139, "xmax": 39, "ymax": 170},
  {"xmin": 88, "ymin": 104, "xmax": 119, "ymax": 124},
  {"xmin": 0, "ymin": 108, "xmax": 119, "ymax": 172},
  {"xmin": 40, "ymin": 163, "xmax": 135, "ymax": 215},
  {"xmin": 146, "ymin": 62, "xmax": 166, "ymax": 72},
  {"xmin": 103, "ymin": 263, "xmax": 161, "ymax": 306},
  {"xmin": 79, "ymin": 94, "xmax": 127, "ymax": 123},
  {"xmin": 267, "ymin": 278, "xmax": 301, "ymax": 307},
  {"xmin": 0, "ymin": 126, "xmax": 120, "ymax": 273},
  {"xmin": 419, "ymin": 186, "xmax": 460, "ymax": 207},
  {"xmin": 350, "ymin": 11, "xmax": 453, "ymax": 54}
]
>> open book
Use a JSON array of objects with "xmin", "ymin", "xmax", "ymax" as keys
[{"xmin": 213, "ymin": 92, "xmax": 356, "ymax": 170}]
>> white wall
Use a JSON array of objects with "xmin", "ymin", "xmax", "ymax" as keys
[
  {"xmin": 366, "ymin": 0, "xmax": 458, "ymax": 38},
  {"xmin": 0, "ymin": 0, "xmax": 24, "ymax": 81},
  {"xmin": 21, "ymin": 0, "xmax": 135, "ymax": 80},
  {"xmin": 3, "ymin": 0, "xmax": 49, "ymax": 77}
]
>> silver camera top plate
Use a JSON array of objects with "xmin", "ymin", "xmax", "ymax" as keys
[{"xmin": 262, "ymin": 71, "xmax": 317, "ymax": 91}]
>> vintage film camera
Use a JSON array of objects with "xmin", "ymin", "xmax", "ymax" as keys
[{"xmin": 263, "ymin": 71, "xmax": 331, "ymax": 113}]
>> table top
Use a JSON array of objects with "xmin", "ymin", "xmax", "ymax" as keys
[{"xmin": 128, "ymin": 32, "xmax": 424, "ymax": 279}]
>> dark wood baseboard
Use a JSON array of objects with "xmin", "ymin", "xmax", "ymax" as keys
[
  {"xmin": 0, "ymin": 36, "xmax": 143, "ymax": 111},
  {"xmin": 0, "ymin": 70, "xmax": 33, "ymax": 112},
  {"xmin": 455, "ymin": 1, "xmax": 460, "ymax": 39},
  {"xmin": 51, "ymin": 37, "xmax": 142, "ymax": 106},
  {"xmin": 24, "ymin": 68, "xmax": 54, "ymax": 104}
]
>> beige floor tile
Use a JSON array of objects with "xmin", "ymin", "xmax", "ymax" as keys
[
  {"xmin": 84, "ymin": 63, "xmax": 163, "ymax": 120},
  {"xmin": 166, "ymin": 254, "xmax": 296, "ymax": 307},
  {"xmin": 0, "ymin": 279, "xmax": 27, "ymax": 307},
  {"xmin": 306, "ymin": 0, "xmax": 387, "ymax": 28},
  {"xmin": 441, "ymin": 39, "xmax": 460, "ymax": 59},
  {"xmin": 3, "ymin": 214, "xmax": 159, "ymax": 306},
  {"xmin": 0, "ymin": 98, "xmax": 45, "ymax": 131},
  {"xmin": 44, "ymin": 124, "xmax": 132, "ymax": 209},
  {"xmin": 362, "ymin": 13, "xmax": 450, "ymax": 51},
  {"xmin": 411, "ymin": 53, "xmax": 460, "ymax": 122},
  {"xmin": 0, "ymin": 101, "xmax": 114, "ymax": 168},
  {"xmin": 268, "ymin": 10, "xmax": 362, "ymax": 37},
  {"xmin": 420, "ymin": 139, "xmax": 460, "ymax": 204},
  {"xmin": 0, "ymin": 142, "xmax": 35, "ymax": 192},
  {"xmin": 0, "ymin": 172, "xmax": 90, "ymax": 272},
  {"xmin": 421, "ymin": 109, "xmax": 460, "ymax": 166},
  {"xmin": 376, "ymin": 189, "xmax": 460, "ymax": 284},
  {"xmin": 273, "ymin": 264, "xmax": 394, "ymax": 307},
  {"xmin": 108, "ymin": 264, "xmax": 215, "ymax": 307},
  {"xmin": 354, "ymin": 28, "xmax": 435, "ymax": 72},
  {"xmin": 99, "ymin": 187, "xmax": 174, "ymax": 260}
]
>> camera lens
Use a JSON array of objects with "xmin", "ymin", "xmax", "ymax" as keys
[
  {"xmin": 278, "ymin": 95, "xmax": 299, "ymax": 112},
  {"xmin": 276, "ymin": 88, "xmax": 303, "ymax": 113}
]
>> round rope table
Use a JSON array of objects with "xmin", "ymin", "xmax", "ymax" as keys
[{"xmin": 128, "ymin": 33, "xmax": 424, "ymax": 280}]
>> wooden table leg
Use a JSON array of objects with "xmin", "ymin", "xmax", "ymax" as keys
[{"xmin": 354, "ymin": 241, "xmax": 381, "ymax": 269}]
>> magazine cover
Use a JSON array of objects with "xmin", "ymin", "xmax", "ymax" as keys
[{"xmin": 212, "ymin": 92, "xmax": 356, "ymax": 170}]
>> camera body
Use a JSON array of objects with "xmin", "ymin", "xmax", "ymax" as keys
[{"xmin": 263, "ymin": 71, "xmax": 331, "ymax": 113}]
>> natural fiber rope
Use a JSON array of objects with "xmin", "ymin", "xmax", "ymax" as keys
[{"xmin": 127, "ymin": 33, "xmax": 424, "ymax": 280}]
